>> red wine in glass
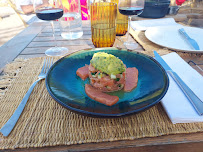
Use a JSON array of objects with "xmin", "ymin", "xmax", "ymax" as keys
[
  {"xmin": 118, "ymin": 0, "xmax": 145, "ymax": 49},
  {"xmin": 36, "ymin": 8, "xmax": 63, "ymax": 21},
  {"xmin": 33, "ymin": 0, "xmax": 69, "ymax": 56},
  {"xmin": 119, "ymin": 7, "xmax": 144, "ymax": 16}
]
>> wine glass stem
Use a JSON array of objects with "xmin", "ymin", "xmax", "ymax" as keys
[
  {"xmin": 127, "ymin": 16, "xmax": 132, "ymax": 41},
  {"xmin": 51, "ymin": 21, "xmax": 58, "ymax": 47}
]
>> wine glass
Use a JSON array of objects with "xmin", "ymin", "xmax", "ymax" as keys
[
  {"xmin": 33, "ymin": 0, "xmax": 69, "ymax": 56},
  {"xmin": 118, "ymin": 0, "xmax": 145, "ymax": 49}
]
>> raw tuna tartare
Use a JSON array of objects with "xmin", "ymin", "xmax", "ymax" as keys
[{"xmin": 76, "ymin": 52, "xmax": 138, "ymax": 106}]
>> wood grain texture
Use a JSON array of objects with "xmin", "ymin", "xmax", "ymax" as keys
[
  {"xmin": 2, "ymin": 133, "xmax": 203, "ymax": 152},
  {"xmin": 0, "ymin": 22, "xmax": 47, "ymax": 73}
]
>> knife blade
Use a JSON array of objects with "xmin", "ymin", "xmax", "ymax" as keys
[
  {"xmin": 154, "ymin": 51, "xmax": 203, "ymax": 116},
  {"xmin": 179, "ymin": 28, "xmax": 200, "ymax": 50}
]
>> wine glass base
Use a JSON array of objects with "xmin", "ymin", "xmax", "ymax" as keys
[
  {"xmin": 45, "ymin": 47, "xmax": 69, "ymax": 56},
  {"xmin": 123, "ymin": 42, "xmax": 138, "ymax": 50}
]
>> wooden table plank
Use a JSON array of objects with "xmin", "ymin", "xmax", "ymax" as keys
[
  {"xmin": 18, "ymin": 45, "xmax": 94, "ymax": 57},
  {"xmin": 0, "ymin": 22, "xmax": 48, "ymax": 73},
  {"xmin": 27, "ymin": 40, "xmax": 93, "ymax": 48},
  {"xmin": 3, "ymin": 132, "xmax": 203, "ymax": 152},
  {"xmin": 33, "ymin": 35, "xmax": 91, "ymax": 41}
]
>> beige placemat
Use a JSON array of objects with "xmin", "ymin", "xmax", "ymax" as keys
[{"xmin": 0, "ymin": 55, "xmax": 202, "ymax": 150}]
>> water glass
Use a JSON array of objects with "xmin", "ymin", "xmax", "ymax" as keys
[
  {"xmin": 90, "ymin": 2, "xmax": 117, "ymax": 48},
  {"xmin": 59, "ymin": 0, "xmax": 83, "ymax": 40}
]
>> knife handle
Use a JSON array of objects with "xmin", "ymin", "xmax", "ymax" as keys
[
  {"xmin": 167, "ymin": 70, "xmax": 203, "ymax": 115},
  {"xmin": 179, "ymin": 28, "xmax": 190, "ymax": 39}
]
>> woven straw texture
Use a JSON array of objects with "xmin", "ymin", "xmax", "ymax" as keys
[{"xmin": 0, "ymin": 35, "xmax": 203, "ymax": 150}]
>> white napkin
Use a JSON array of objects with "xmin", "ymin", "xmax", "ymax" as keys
[
  {"xmin": 131, "ymin": 18, "xmax": 180, "ymax": 31},
  {"xmin": 160, "ymin": 52, "xmax": 203, "ymax": 124}
]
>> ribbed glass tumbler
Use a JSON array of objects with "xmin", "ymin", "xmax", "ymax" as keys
[{"xmin": 90, "ymin": 2, "xmax": 117, "ymax": 48}]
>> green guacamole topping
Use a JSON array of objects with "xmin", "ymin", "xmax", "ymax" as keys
[{"xmin": 90, "ymin": 52, "xmax": 126, "ymax": 75}]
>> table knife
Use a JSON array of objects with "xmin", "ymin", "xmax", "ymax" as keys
[
  {"xmin": 179, "ymin": 28, "xmax": 200, "ymax": 50},
  {"xmin": 154, "ymin": 51, "xmax": 203, "ymax": 116}
]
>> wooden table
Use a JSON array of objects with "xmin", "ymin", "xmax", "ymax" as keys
[{"xmin": 0, "ymin": 19, "xmax": 203, "ymax": 152}]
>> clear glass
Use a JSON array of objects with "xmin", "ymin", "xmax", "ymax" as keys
[
  {"xmin": 33, "ymin": 0, "xmax": 69, "ymax": 56},
  {"xmin": 118, "ymin": 0, "xmax": 145, "ymax": 49},
  {"xmin": 59, "ymin": 0, "xmax": 83, "ymax": 40}
]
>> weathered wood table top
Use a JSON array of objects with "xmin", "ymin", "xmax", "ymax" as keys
[{"xmin": 0, "ymin": 17, "xmax": 203, "ymax": 152}]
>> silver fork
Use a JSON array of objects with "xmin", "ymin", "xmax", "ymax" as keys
[{"xmin": 0, "ymin": 57, "xmax": 53, "ymax": 137}]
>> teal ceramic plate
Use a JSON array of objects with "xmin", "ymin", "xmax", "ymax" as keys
[{"xmin": 46, "ymin": 48, "xmax": 169, "ymax": 117}]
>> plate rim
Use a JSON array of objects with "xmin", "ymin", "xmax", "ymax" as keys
[
  {"xmin": 45, "ymin": 47, "xmax": 169, "ymax": 117},
  {"xmin": 145, "ymin": 26, "xmax": 203, "ymax": 53}
]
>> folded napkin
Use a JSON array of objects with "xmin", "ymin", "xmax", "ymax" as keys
[
  {"xmin": 131, "ymin": 18, "xmax": 180, "ymax": 31},
  {"xmin": 161, "ymin": 52, "xmax": 203, "ymax": 124}
]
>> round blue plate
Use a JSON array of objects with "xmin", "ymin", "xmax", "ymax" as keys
[{"xmin": 46, "ymin": 48, "xmax": 169, "ymax": 117}]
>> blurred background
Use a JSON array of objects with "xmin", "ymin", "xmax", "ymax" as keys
[
  {"xmin": 0, "ymin": 0, "xmax": 202, "ymax": 47},
  {"xmin": 0, "ymin": 0, "xmax": 25, "ymax": 47}
]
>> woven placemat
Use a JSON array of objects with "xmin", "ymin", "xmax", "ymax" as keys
[
  {"xmin": 0, "ymin": 53, "xmax": 202, "ymax": 149},
  {"xmin": 0, "ymin": 57, "xmax": 203, "ymax": 150}
]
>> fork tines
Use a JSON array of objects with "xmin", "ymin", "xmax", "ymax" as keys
[{"xmin": 42, "ymin": 57, "xmax": 54, "ymax": 74}]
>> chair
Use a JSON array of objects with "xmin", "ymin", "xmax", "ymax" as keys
[{"xmin": 7, "ymin": 0, "xmax": 28, "ymax": 27}]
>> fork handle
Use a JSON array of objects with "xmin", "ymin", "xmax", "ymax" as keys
[{"xmin": 0, "ymin": 78, "xmax": 43, "ymax": 137}]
